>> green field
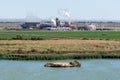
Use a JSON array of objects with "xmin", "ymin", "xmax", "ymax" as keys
[
  {"xmin": 0, "ymin": 31, "xmax": 120, "ymax": 40},
  {"xmin": 0, "ymin": 30, "xmax": 120, "ymax": 60}
]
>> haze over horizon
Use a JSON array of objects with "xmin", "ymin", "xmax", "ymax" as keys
[{"xmin": 0, "ymin": 0, "xmax": 120, "ymax": 21}]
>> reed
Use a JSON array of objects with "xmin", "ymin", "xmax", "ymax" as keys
[{"xmin": 1, "ymin": 53, "xmax": 120, "ymax": 60}]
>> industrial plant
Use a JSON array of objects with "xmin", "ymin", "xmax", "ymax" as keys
[
  {"xmin": 0, "ymin": 9, "xmax": 120, "ymax": 31},
  {"xmin": 0, "ymin": 18, "xmax": 120, "ymax": 31}
]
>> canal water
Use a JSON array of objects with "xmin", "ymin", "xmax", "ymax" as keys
[{"xmin": 0, "ymin": 59, "xmax": 120, "ymax": 80}]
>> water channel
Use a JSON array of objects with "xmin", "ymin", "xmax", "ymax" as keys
[{"xmin": 0, "ymin": 59, "xmax": 120, "ymax": 80}]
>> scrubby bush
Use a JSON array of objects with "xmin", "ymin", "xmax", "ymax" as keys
[
  {"xmin": 17, "ymin": 48, "xmax": 22, "ymax": 53},
  {"xmin": 30, "ymin": 49, "xmax": 37, "ymax": 52},
  {"xmin": 12, "ymin": 35, "xmax": 23, "ymax": 40}
]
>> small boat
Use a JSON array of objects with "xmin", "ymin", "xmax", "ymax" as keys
[{"xmin": 44, "ymin": 60, "xmax": 81, "ymax": 67}]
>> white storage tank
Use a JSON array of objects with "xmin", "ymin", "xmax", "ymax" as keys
[{"xmin": 84, "ymin": 24, "xmax": 96, "ymax": 30}]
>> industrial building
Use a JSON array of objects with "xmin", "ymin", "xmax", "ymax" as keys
[{"xmin": 0, "ymin": 18, "xmax": 120, "ymax": 31}]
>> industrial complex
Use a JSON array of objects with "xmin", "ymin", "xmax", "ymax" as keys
[{"xmin": 0, "ymin": 18, "xmax": 120, "ymax": 31}]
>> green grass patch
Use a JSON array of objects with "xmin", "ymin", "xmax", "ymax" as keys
[{"xmin": 0, "ymin": 31, "xmax": 120, "ymax": 40}]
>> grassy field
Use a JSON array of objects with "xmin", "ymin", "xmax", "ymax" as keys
[
  {"xmin": 0, "ymin": 39, "xmax": 120, "ymax": 60},
  {"xmin": 0, "ymin": 30, "xmax": 120, "ymax": 60},
  {"xmin": 0, "ymin": 31, "xmax": 120, "ymax": 40}
]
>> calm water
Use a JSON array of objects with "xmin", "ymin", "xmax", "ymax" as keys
[{"xmin": 0, "ymin": 59, "xmax": 120, "ymax": 80}]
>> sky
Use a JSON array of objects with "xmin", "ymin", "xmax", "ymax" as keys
[{"xmin": 0, "ymin": 0, "xmax": 120, "ymax": 20}]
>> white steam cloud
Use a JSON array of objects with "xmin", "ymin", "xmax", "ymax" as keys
[
  {"xmin": 51, "ymin": 18, "xmax": 56, "ymax": 26},
  {"xmin": 59, "ymin": 9, "xmax": 70, "ymax": 18}
]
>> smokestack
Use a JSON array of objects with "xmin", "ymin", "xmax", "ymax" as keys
[{"xmin": 56, "ymin": 18, "xmax": 61, "ymax": 27}]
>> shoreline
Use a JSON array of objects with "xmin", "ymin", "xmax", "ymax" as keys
[{"xmin": 0, "ymin": 52, "xmax": 120, "ymax": 60}]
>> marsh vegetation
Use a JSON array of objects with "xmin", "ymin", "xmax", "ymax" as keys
[{"xmin": 0, "ymin": 39, "xmax": 120, "ymax": 60}]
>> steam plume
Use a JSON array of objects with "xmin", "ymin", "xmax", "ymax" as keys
[
  {"xmin": 51, "ymin": 18, "xmax": 56, "ymax": 26},
  {"xmin": 59, "ymin": 9, "xmax": 70, "ymax": 18}
]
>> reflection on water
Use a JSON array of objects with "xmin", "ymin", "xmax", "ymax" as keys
[{"xmin": 0, "ymin": 59, "xmax": 120, "ymax": 80}]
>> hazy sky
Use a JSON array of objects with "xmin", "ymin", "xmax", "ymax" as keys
[{"xmin": 0, "ymin": 0, "xmax": 120, "ymax": 20}]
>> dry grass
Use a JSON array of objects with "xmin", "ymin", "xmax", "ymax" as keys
[{"xmin": 0, "ymin": 39, "xmax": 120, "ymax": 54}]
